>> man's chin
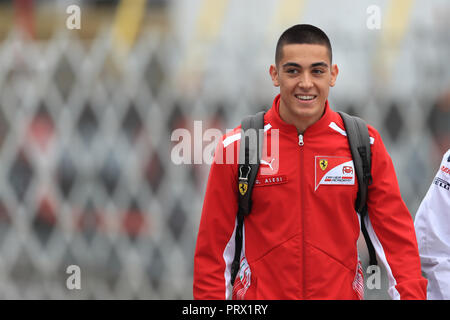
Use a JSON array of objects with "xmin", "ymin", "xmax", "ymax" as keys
[
  {"xmin": 280, "ymin": 97, "xmax": 325, "ymax": 124},
  {"xmin": 292, "ymin": 103, "xmax": 321, "ymax": 118}
]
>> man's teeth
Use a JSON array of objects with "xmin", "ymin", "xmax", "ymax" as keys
[{"xmin": 296, "ymin": 95, "xmax": 315, "ymax": 101}]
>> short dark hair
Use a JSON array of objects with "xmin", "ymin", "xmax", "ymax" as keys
[{"xmin": 275, "ymin": 24, "xmax": 332, "ymax": 65}]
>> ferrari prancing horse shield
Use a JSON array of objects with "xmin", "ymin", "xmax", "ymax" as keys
[
  {"xmin": 239, "ymin": 182, "xmax": 248, "ymax": 195},
  {"xmin": 319, "ymin": 159, "xmax": 328, "ymax": 171}
]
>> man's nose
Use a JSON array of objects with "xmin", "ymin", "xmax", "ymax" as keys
[{"xmin": 298, "ymin": 74, "xmax": 313, "ymax": 90}]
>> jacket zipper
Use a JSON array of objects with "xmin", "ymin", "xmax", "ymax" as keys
[
  {"xmin": 298, "ymin": 133, "xmax": 305, "ymax": 299},
  {"xmin": 298, "ymin": 134, "xmax": 304, "ymax": 146}
]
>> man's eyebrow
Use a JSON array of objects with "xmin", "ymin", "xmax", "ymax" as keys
[
  {"xmin": 311, "ymin": 62, "xmax": 329, "ymax": 68},
  {"xmin": 282, "ymin": 62, "xmax": 302, "ymax": 69},
  {"xmin": 281, "ymin": 62, "xmax": 329, "ymax": 69}
]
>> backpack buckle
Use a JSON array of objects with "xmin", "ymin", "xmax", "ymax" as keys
[
  {"xmin": 238, "ymin": 165, "xmax": 251, "ymax": 196},
  {"xmin": 238, "ymin": 165, "xmax": 251, "ymax": 181}
]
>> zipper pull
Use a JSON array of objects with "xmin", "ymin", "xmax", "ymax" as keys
[{"xmin": 298, "ymin": 134, "xmax": 304, "ymax": 146}]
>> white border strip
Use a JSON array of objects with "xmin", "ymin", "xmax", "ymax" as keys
[
  {"xmin": 329, "ymin": 122, "xmax": 375, "ymax": 145},
  {"xmin": 364, "ymin": 214, "xmax": 401, "ymax": 300},
  {"xmin": 223, "ymin": 123, "xmax": 272, "ymax": 148}
]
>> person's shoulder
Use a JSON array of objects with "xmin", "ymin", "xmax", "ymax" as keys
[
  {"xmin": 343, "ymin": 115, "xmax": 380, "ymax": 146},
  {"xmin": 435, "ymin": 149, "xmax": 450, "ymax": 187},
  {"xmin": 437, "ymin": 149, "xmax": 450, "ymax": 173},
  {"xmin": 221, "ymin": 124, "xmax": 242, "ymax": 149},
  {"xmin": 329, "ymin": 108, "xmax": 377, "ymax": 138},
  {"xmin": 220, "ymin": 109, "xmax": 272, "ymax": 149},
  {"xmin": 366, "ymin": 123, "xmax": 381, "ymax": 142},
  {"xmin": 443, "ymin": 149, "xmax": 450, "ymax": 163}
]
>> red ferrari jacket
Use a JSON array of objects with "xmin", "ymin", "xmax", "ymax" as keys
[{"xmin": 193, "ymin": 94, "xmax": 427, "ymax": 300}]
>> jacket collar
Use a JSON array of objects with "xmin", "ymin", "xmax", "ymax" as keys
[{"xmin": 266, "ymin": 94, "xmax": 334, "ymax": 135}]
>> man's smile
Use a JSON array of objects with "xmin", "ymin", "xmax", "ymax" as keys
[{"xmin": 294, "ymin": 94, "xmax": 317, "ymax": 103}]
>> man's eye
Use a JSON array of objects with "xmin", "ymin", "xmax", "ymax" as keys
[
  {"xmin": 312, "ymin": 69, "xmax": 324, "ymax": 74},
  {"xmin": 287, "ymin": 69, "xmax": 299, "ymax": 74}
]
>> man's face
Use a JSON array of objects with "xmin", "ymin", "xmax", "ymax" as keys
[{"xmin": 269, "ymin": 44, "xmax": 338, "ymax": 126}]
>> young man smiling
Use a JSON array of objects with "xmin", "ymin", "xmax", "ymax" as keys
[
  {"xmin": 193, "ymin": 24, "xmax": 427, "ymax": 300},
  {"xmin": 271, "ymin": 38, "xmax": 338, "ymax": 133}
]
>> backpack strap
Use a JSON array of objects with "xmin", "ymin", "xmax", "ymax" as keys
[
  {"xmin": 230, "ymin": 111, "xmax": 265, "ymax": 286},
  {"xmin": 337, "ymin": 111, "xmax": 377, "ymax": 266}
]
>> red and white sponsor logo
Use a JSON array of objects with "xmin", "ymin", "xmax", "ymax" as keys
[
  {"xmin": 315, "ymin": 156, "xmax": 355, "ymax": 191},
  {"xmin": 343, "ymin": 166, "xmax": 353, "ymax": 175},
  {"xmin": 441, "ymin": 165, "xmax": 450, "ymax": 175}
]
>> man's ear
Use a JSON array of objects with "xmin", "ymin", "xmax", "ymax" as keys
[
  {"xmin": 330, "ymin": 64, "xmax": 339, "ymax": 87},
  {"xmin": 269, "ymin": 64, "xmax": 280, "ymax": 87}
]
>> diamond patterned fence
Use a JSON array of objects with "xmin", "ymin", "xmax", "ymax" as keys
[{"xmin": 0, "ymin": 0, "xmax": 449, "ymax": 299}]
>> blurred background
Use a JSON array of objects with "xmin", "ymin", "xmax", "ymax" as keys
[{"xmin": 0, "ymin": 0, "xmax": 448, "ymax": 299}]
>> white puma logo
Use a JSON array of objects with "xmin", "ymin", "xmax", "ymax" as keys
[{"xmin": 260, "ymin": 158, "xmax": 275, "ymax": 171}]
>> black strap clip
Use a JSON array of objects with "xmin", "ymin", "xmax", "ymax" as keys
[{"xmin": 239, "ymin": 165, "xmax": 251, "ymax": 181}]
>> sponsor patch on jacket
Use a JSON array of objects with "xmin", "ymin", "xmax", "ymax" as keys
[
  {"xmin": 434, "ymin": 177, "xmax": 450, "ymax": 191},
  {"xmin": 315, "ymin": 156, "xmax": 355, "ymax": 191},
  {"xmin": 255, "ymin": 175, "xmax": 287, "ymax": 187}
]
